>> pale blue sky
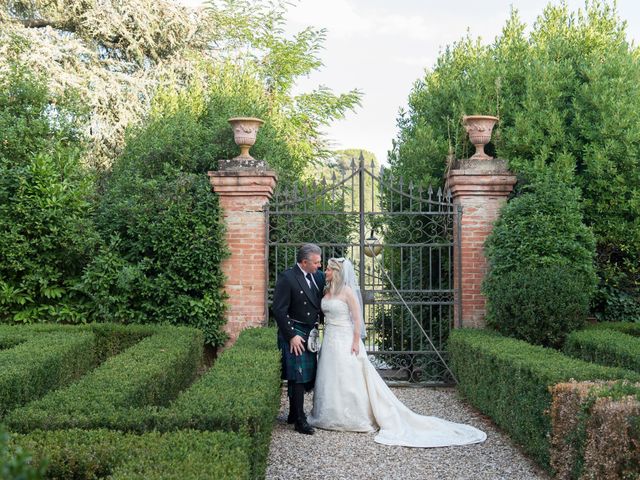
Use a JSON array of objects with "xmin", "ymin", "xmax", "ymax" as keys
[{"xmin": 182, "ymin": 0, "xmax": 640, "ymax": 163}]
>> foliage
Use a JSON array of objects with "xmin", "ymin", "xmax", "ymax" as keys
[
  {"xmin": 483, "ymin": 176, "xmax": 597, "ymax": 347},
  {"xmin": 564, "ymin": 328, "xmax": 640, "ymax": 373},
  {"xmin": 391, "ymin": 1, "xmax": 640, "ymax": 317},
  {"xmin": 0, "ymin": 0, "xmax": 361, "ymax": 168},
  {"xmin": 2, "ymin": 325, "xmax": 280, "ymax": 480},
  {"xmin": 0, "ymin": 426, "xmax": 45, "ymax": 480},
  {"xmin": 6, "ymin": 326, "xmax": 203, "ymax": 432},
  {"xmin": 10, "ymin": 429, "xmax": 251, "ymax": 480},
  {"xmin": 550, "ymin": 381, "xmax": 640, "ymax": 480},
  {"xmin": 79, "ymin": 165, "xmax": 229, "ymax": 346},
  {"xmin": 0, "ymin": 328, "xmax": 96, "ymax": 417},
  {"xmin": 0, "ymin": 61, "xmax": 97, "ymax": 325},
  {"xmin": 448, "ymin": 328, "xmax": 640, "ymax": 472},
  {"xmin": 164, "ymin": 327, "xmax": 281, "ymax": 479},
  {"xmin": 484, "ymin": 265, "xmax": 591, "ymax": 348},
  {"xmin": 593, "ymin": 284, "xmax": 640, "ymax": 323},
  {"xmin": 587, "ymin": 321, "xmax": 640, "ymax": 337}
]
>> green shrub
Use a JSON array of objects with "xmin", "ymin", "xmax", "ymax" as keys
[
  {"xmin": 0, "ymin": 62, "xmax": 97, "ymax": 324},
  {"xmin": 162, "ymin": 327, "xmax": 280, "ymax": 479},
  {"xmin": 0, "ymin": 329, "xmax": 96, "ymax": 417},
  {"xmin": 88, "ymin": 323, "xmax": 156, "ymax": 362},
  {"xmin": 483, "ymin": 177, "xmax": 597, "ymax": 348},
  {"xmin": 565, "ymin": 328, "xmax": 640, "ymax": 373},
  {"xmin": 593, "ymin": 285, "xmax": 640, "ymax": 323},
  {"xmin": 81, "ymin": 168, "xmax": 229, "ymax": 347},
  {"xmin": 6, "ymin": 326, "xmax": 203, "ymax": 431},
  {"xmin": 3, "ymin": 326, "xmax": 279, "ymax": 479},
  {"xmin": 484, "ymin": 264, "xmax": 592, "ymax": 348},
  {"xmin": 389, "ymin": 2, "xmax": 640, "ymax": 315},
  {"xmin": 10, "ymin": 429, "xmax": 251, "ymax": 480},
  {"xmin": 587, "ymin": 321, "xmax": 640, "ymax": 337},
  {"xmin": 449, "ymin": 328, "xmax": 640, "ymax": 472},
  {"xmin": 1, "ymin": 426, "xmax": 45, "ymax": 480}
]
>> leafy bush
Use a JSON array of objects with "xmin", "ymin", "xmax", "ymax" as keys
[
  {"xmin": 0, "ymin": 328, "xmax": 96, "ymax": 417},
  {"xmin": 7, "ymin": 326, "xmax": 203, "ymax": 432},
  {"xmin": 587, "ymin": 321, "xmax": 640, "ymax": 337},
  {"xmin": 390, "ymin": 2, "xmax": 640, "ymax": 318},
  {"xmin": 550, "ymin": 381, "xmax": 640, "ymax": 480},
  {"xmin": 3, "ymin": 326, "xmax": 279, "ymax": 479},
  {"xmin": 1, "ymin": 426, "xmax": 45, "ymax": 480},
  {"xmin": 484, "ymin": 264, "xmax": 592, "ymax": 348},
  {"xmin": 0, "ymin": 62, "xmax": 97, "ymax": 324},
  {"xmin": 593, "ymin": 285, "xmax": 640, "ymax": 323},
  {"xmin": 80, "ymin": 168, "xmax": 229, "ymax": 346},
  {"xmin": 449, "ymin": 328, "xmax": 640, "ymax": 472},
  {"xmin": 162, "ymin": 327, "xmax": 280, "ymax": 479},
  {"xmin": 564, "ymin": 328, "xmax": 640, "ymax": 373},
  {"xmin": 10, "ymin": 429, "xmax": 251, "ymax": 480},
  {"xmin": 483, "ymin": 177, "xmax": 597, "ymax": 347}
]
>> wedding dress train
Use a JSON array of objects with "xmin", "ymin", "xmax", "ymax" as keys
[{"xmin": 308, "ymin": 298, "xmax": 487, "ymax": 447}]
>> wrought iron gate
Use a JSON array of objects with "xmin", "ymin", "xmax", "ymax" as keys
[{"xmin": 266, "ymin": 154, "xmax": 461, "ymax": 385}]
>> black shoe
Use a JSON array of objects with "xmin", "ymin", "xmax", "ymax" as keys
[{"xmin": 294, "ymin": 420, "xmax": 314, "ymax": 435}]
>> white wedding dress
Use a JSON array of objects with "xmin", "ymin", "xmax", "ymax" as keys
[{"xmin": 308, "ymin": 297, "xmax": 487, "ymax": 447}]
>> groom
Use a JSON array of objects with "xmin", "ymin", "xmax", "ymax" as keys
[{"xmin": 272, "ymin": 243, "xmax": 325, "ymax": 435}]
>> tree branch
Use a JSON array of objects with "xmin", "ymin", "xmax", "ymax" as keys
[{"xmin": 15, "ymin": 18, "xmax": 68, "ymax": 29}]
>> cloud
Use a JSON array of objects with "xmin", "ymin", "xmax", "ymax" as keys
[
  {"xmin": 286, "ymin": 0, "xmax": 444, "ymax": 42},
  {"xmin": 286, "ymin": 0, "xmax": 374, "ymax": 37}
]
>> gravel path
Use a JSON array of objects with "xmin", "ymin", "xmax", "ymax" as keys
[{"xmin": 266, "ymin": 386, "xmax": 549, "ymax": 480}]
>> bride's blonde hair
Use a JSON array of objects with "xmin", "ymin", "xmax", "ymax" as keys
[{"xmin": 325, "ymin": 257, "xmax": 346, "ymax": 296}]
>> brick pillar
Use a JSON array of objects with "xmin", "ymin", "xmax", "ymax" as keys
[
  {"xmin": 209, "ymin": 160, "xmax": 277, "ymax": 345},
  {"xmin": 447, "ymin": 158, "xmax": 516, "ymax": 328}
]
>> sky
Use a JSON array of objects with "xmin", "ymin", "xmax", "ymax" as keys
[{"xmin": 182, "ymin": 0, "xmax": 640, "ymax": 164}]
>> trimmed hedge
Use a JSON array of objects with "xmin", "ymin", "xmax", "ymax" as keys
[
  {"xmin": 6, "ymin": 326, "xmax": 203, "ymax": 431},
  {"xmin": 550, "ymin": 381, "xmax": 640, "ymax": 479},
  {"xmin": 88, "ymin": 323, "xmax": 157, "ymax": 362},
  {"xmin": 0, "ymin": 323, "xmax": 157, "ymax": 361},
  {"xmin": 449, "ymin": 329, "xmax": 640, "ymax": 471},
  {"xmin": 3, "ymin": 326, "xmax": 279, "ymax": 479},
  {"xmin": 9, "ymin": 429, "xmax": 251, "ymax": 479},
  {"xmin": 586, "ymin": 321, "xmax": 640, "ymax": 337},
  {"xmin": 565, "ymin": 328, "xmax": 640, "ymax": 373},
  {"xmin": 161, "ymin": 327, "xmax": 281, "ymax": 479},
  {"xmin": 0, "ymin": 330, "xmax": 96, "ymax": 418}
]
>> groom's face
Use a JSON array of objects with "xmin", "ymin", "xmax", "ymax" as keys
[{"xmin": 301, "ymin": 254, "xmax": 322, "ymax": 274}]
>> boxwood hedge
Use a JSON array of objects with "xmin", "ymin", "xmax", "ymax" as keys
[{"xmin": 449, "ymin": 328, "xmax": 640, "ymax": 471}]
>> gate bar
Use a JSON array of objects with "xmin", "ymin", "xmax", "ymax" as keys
[{"xmin": 358, "ymin": 151, "xmax": 366, "ymax": 302}]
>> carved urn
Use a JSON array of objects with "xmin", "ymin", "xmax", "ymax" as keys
[
  {"xmin": 228, "ymin": 117, "xmax": 264, "ymax": 160},
  {"xmin": 462, "ymin": 115, "xmax": 498, "ymax": 160}
]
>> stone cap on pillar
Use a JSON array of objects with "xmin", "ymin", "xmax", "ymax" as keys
[
  {"xmin": 447, "ymin": 157, "xmax": 516, "ymax": 198},
  {"xmin": 208, "ymin": 169, "xmax": 277, "ymax": 198},
  {"xmin": 217, "ymin": 157, "xmax": 269, "ymax": 172}
]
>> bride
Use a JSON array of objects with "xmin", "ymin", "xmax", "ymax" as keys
[{"xmin": 307, "ymin": 257, "xmax": 487, "ymax": 448}]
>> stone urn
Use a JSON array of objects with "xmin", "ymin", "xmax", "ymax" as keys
[
  {"xmin": 228, "ymin": 117, "xmax": 264, "ymax": 160},
  {"xmin": 462, "ymin": 115, "xmax": 498, "ymax": 160}
]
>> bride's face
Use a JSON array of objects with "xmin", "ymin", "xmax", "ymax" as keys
[{"xmin": 324, "ymin": 266, "xmax": 333, "ymax": 282}]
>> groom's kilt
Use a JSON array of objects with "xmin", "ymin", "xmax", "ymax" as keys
[{"xmin": 278, "ymin": 322, "xmax": 317, "ymax": 385}]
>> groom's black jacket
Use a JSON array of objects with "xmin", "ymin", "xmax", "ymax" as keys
[{"xmin": 272, "ymin": 266, "xmax": 325, "ymax": 342}]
